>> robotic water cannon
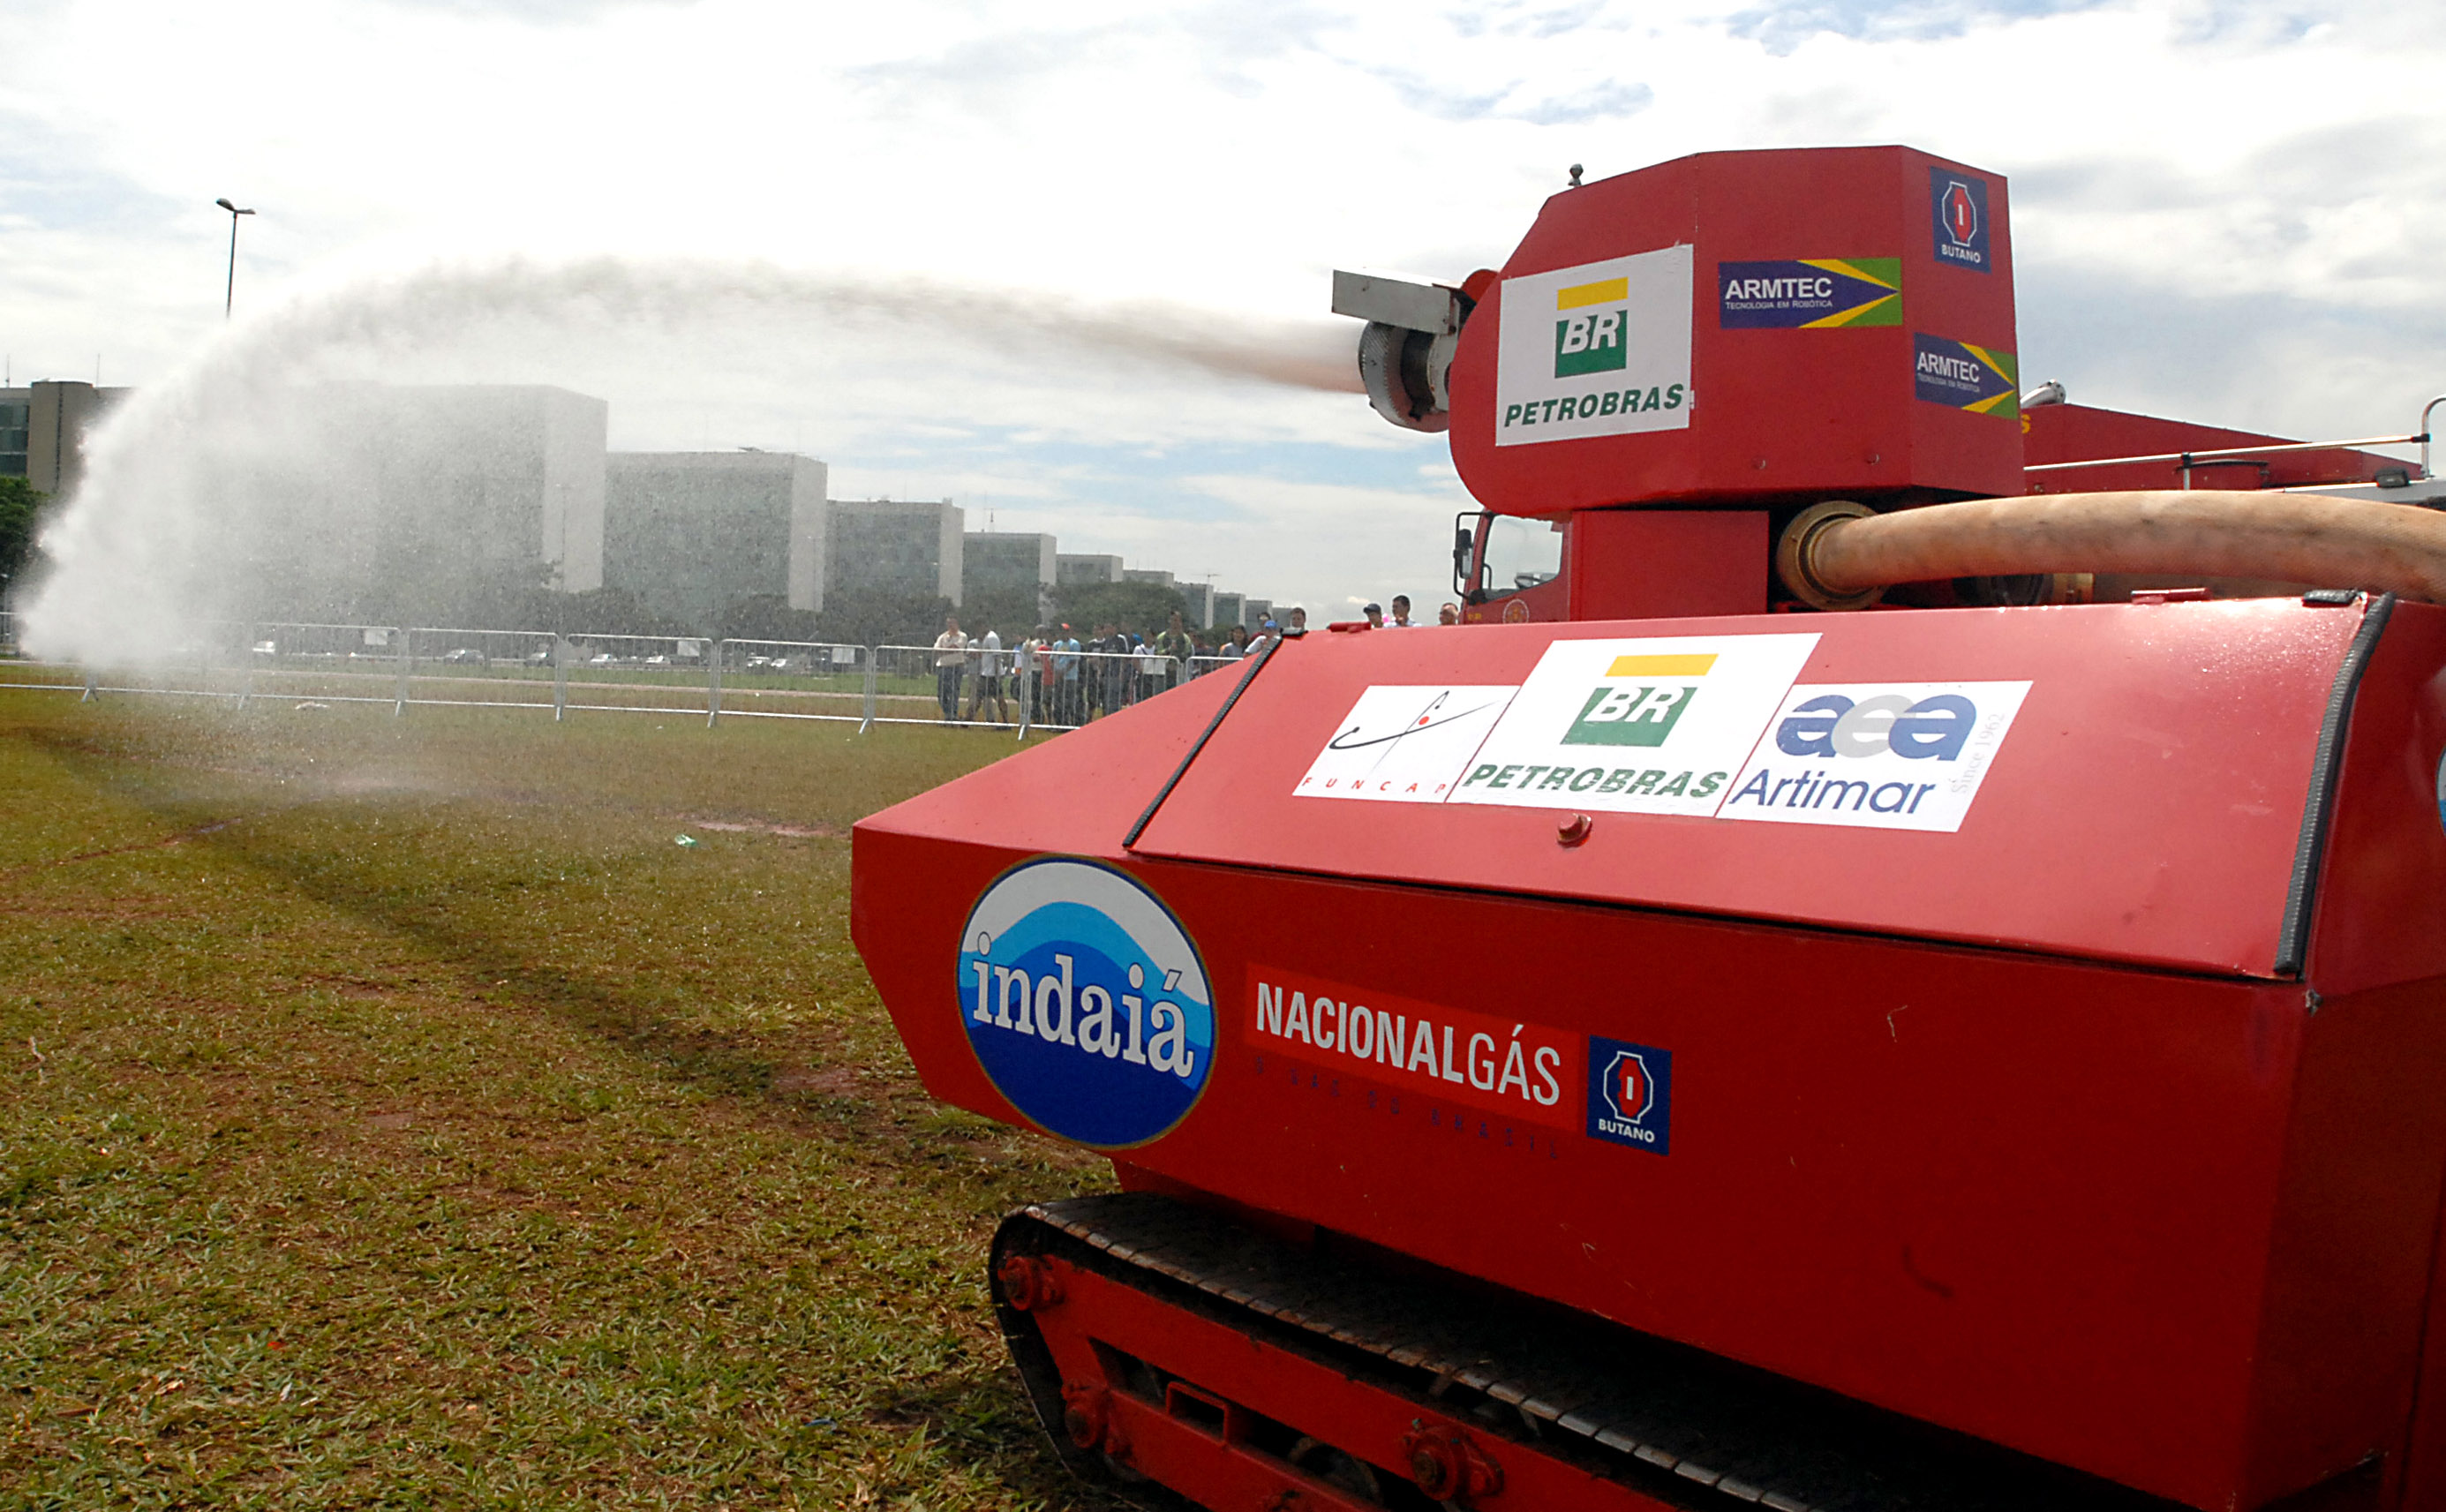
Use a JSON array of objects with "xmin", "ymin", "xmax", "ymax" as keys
[{"xmin": 854, "ymin": 144, "xmax": 2446, "ymax": 1512}]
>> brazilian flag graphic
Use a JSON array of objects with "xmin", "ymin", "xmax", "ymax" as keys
[
  {"xmin": 1718, "ymin": 258, "xmax": 1901, "ymax": 329},
  {"xmin": 1912, "ymin": 334, "xmax": 2018, "ymax": 418}
]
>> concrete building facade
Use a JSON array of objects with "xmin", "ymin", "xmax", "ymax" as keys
[
  {"xmin": 222, "ymin": 383, "xmax": 607, "ymax": 622},
  {"xmin": 1213, "ymin": 591, "xmax": 1246, "ymax": 631},
  {"xmin": 1178, "ymin": 581, "xmax": 1214, "ymax": 629},
  {"xmin": 1056, "ymin": 553, "xmax": 1124, "ymax": 587},
  {"xmin": 962, "ymin": 531, "xmax": 1057, "ymax": 622},
  {"xmin": 605, "ymin": 451, "xmax": 828, "ymax": 630},
  {"xmin": 0, "ymin": 380, "xmax": 133, "ymax": 497},
  {"xmin": 828, "ymin": 499, "xmax": 963, "ymax": 605},
  {"xmin": 1123, "ymin": 568, "xmax": 1175, "ymax": 589}
]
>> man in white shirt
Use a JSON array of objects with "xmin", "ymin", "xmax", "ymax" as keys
[
  {"xmin": 965, "ymin": 628, "xmax": 1009, "ymax": 725},
  {"xmin": 931, "ymin": 617, "xmax": 968, "ymax": 722},
  {"xmin": 1389, "ymin": 595, "xmax": 1417, "ymax": 628}
]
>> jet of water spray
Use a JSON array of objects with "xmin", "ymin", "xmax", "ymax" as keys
[{"xmin": 21, "ymin": 256, "xmax": 1363, "ymax": 666}]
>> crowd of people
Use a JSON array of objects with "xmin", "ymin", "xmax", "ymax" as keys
[{"xmin": 923, "ymin": 593, "xmax": 1469, "ymax": 726}]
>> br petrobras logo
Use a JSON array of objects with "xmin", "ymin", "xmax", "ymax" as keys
[
  {"xmin": 957, "ymin": 858, "xmax": 1215, "ymax": 1148},
  {"xmin": 1930, "ymin": 169, "xmax": 1990, "ymax": 271},
  {"xmin": 1554, "ymin": 275, "xmax": 1630, "ymax": 377},
  {"xmin": 1587, "ymin": 1035, "xmax": 1672, "ymax": 1155},
  {"xmin": 1561, "ymin": 651, "xmax": 1712, "ymax": 747}
]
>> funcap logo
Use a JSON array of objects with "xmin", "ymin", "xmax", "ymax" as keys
[
  {"xmin": 957, "ymin": 859, "xmax": 1215, "ymax": 1147},
  {"xmin": 1587, "ymin": 1036, "xmax": 1673, "ymax": 1154},
  {"xmin": 1562, "ymin": 653, "xmax": 1713, "ymax": 746},
  {"xmin": 1554, "ymin": 276, "xmax": 1630, "ymax": 377}
]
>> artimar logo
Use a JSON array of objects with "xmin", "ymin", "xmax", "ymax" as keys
[
  {"xmin": 1562, "ymin": 651, "xmax": 1713, "ymax": 746},
  {"xmin": 1587, "ymin": 1035, "xmax": 1673, "ymax": 1154}
]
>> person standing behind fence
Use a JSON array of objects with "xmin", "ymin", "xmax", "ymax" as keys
[
  {"xmin": 1155, "ymin": 612, "xmax": 1193, "ymax": 690},
  {"xmin": 1134, "ymin": 633, "xmax": 1163, "ymax": 703},
  {"xmin": 1018, "ymin": 628, "xmax": 1045, "ymax": 723},
  {"xmin": 1055, "ymin": 625, "xmax": 1083, "ymax": 726},
  {"xmin": 932, "ymin": 616, "xmax": 969, "ymax": 721},
  {"xmin": 1099, "ymin": 623, "xmax": 1132, "ymax": 714},
  {"xmin": 967, "ymin": 627, "xmax": 1010, "ymax": 725}
]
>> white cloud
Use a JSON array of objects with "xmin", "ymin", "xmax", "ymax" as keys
[{"xmin": 6, "ymin": 0, "xmax": 2444, "ymax": 640}]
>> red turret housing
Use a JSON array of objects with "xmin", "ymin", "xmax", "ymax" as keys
[{"xmin": 1448, "ymin": 146, "xmax": 2024, "ymax": 516}]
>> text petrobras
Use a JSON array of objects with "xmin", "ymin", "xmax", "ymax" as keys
[
  {"xmin": 958, "ymin": 859, "xmax": 1217, "ymax": 1148},
  {"xmin": 1494, "ymin": 247, "xmax": 1694, "ymax": 449},
  {"xmin": 1248, "ymin": 969, "xmax": 1576, "ymax": 1129},
  {"xmin": 1292, "ymin": 636, "xmax": 2033, "ymax": 834}
]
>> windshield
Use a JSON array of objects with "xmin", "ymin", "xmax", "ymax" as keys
[{"xmin": 1482, "ymin": 515, "xmax": 1564, "ymax": 593}]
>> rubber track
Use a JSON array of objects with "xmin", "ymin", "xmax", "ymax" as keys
[{"xmin": 997, "ymin": 1193, "xmax": 2186, "ymax": 1512}]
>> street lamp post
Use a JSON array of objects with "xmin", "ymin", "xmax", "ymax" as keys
[{"xmin": 214, "ymin": 198, "xmax": 256, "ymax": 320}]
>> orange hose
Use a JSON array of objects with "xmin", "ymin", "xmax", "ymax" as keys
[{"xmin": 1786, "ymin": 491, "xmax": 2446, "ymax": 606}]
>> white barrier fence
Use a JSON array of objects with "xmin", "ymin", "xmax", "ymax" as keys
[{"xmin": 0, "ymin": 620, "xmax": 1264, "ymax": 738}]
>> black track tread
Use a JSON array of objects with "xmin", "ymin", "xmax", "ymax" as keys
[{"xmin": 998, "ymin": 1192, "xmax": 2190, "ymax": 1512}]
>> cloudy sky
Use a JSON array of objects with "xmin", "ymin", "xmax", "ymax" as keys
[{"xmin": 4, "ymin": 0, "xmax": 2442, "ymax": 618}]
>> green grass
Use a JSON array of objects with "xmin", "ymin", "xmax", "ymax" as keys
[{"xmin": 0, "ymin": 691, "xmax": 1124, "ymax": 1509}]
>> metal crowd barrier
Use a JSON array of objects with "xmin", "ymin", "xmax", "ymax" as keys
[
  {"xmin": 0, "ymin": 621, "xmax": 1286, "ymax": 738},
  {"xmin": 867, "ymin": 643, "xmax": 1263, "ymax": 736}
]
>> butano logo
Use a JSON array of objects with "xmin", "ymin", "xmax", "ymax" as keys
[{"xmin": 957, "ymin": 859, "xmax": 1214, "ymax": 1148}]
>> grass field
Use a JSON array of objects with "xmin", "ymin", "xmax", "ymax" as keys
[{"xmin": 0, "ymin": 689, "xmax": 1127, "ymax": 1510}]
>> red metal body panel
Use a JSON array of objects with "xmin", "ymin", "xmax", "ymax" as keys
[
  {"xmin": 1447, "ymin": 147, "xmax": 2022, "ymax": 516},
  {"xmin": 1566, "ymin": 509, "xmax": 1768, "ymax": 621},
  {"xmin": 1136, "ymin": 601, "xmax": 2353, "ymax": 976},
  {"xmin": 852, "ymin": 598, "xmax": 2446, "ymax": 1508},
  {"xmin": 2025, "ymin": 402, "xmax": 2401, "ymax": 493}
]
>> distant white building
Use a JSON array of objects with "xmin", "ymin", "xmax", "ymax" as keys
[
  {"xmin": 0, "ymin": 380, "xmax": 133, "ymax": 498},
  {"xmin": 1178, "ymin": 581, "xmax": 1214, "ymax": 628},
  {"xmin": 1212, "ymin": 591, "xmax": 1246, "ymax": 630},
  {"xmin": 964, "ymin": 531, "xmax": 1057, "ymax": 621},
  {"xmin": 605, "ymin": 452, "xmax": 828, "ymax": 629},
  {"xmin": 1123, "ymin": 568, "xmax": 1175, "ymax": 589},
  {"xmin": 1056, "ymin": 553, "xmax": 1124, "ymax": 587},
  {"xmin": 214, "ymin": 383, "xmax": 608, "ymax": 621},
  {"xmin": 829, "ymin": 499, "xmax": 963, "ymax": 604}
]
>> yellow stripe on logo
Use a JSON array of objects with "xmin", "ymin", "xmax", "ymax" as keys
[
  {"xmin": 1557, "ymin": 277, "xmax": 1629, "ymax": 310},
  {"xmin": 1606, "ymin": 653, "xmax": 1717, "ymax": 677},
  {"xmin": 1800, "ymin": 259, "xmax": 1897, "ymax": 290},
  {"xmin": 1801, "ymin": 294, "xmax": 1899, "ymax": 328}
]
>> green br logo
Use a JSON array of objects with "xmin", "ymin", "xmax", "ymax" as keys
[
  {"xmin": 1554, "ymin": 275, "xmax": 1629, "ymax": 378},
  {"xmin": 1561, "ymin": 652, "xmax": 1713, "ymax": 747}
]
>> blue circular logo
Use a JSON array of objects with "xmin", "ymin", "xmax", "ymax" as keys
[{"xmin": 957, "ymin": 859, "xmax": 1215, "ymax": 1148}]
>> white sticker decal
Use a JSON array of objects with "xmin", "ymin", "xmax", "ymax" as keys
[
  {"xmin": 1448, "ymin": 634, "xmax": 1818, "ymax": 816},
  {"xmin": 1294, "ymin": 685, "xmax": 1520, "ymax": 803},
  {"xmin": 1495, "ymin": 246, "xmax": 1695, "ymax": 448},
  {"xmin": 1717, "ymin": 681, "xmax": 2031, "ymax": 832}
]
